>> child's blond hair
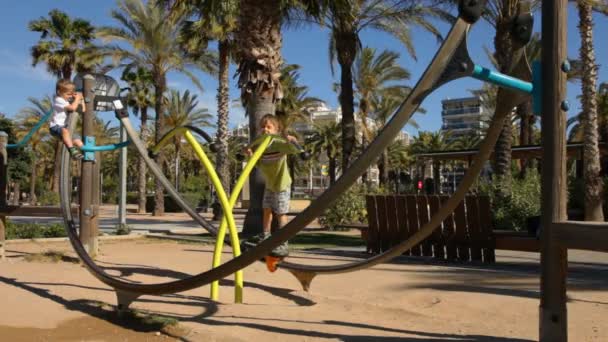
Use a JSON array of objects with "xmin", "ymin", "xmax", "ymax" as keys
[
  {"xmin": 260, "ymin": 114, "xmax": 282, "ymax": 133},
  {"xmin": 56, "ymin": 79, "xmax": 75, "ymax": 96}
]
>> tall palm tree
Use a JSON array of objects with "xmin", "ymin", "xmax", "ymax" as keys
[
  {"xmin": 483, "ymin": 0, "xmax": 537, "ymax": 198},
  {"xmin": 276, "ymin": 63, "xmax": 322, "ymax": 191},
  {"xmin": 122, "ymin": 66, "xmax": 154, "ymax": 213},
  {"xmin": 353, "ymin": 47, "xmax": 411, "ymax": 144},
  {"xmin": 16, "ymin": 96, "xmax": 53, "ymax": 204},
  {"xmin": 234, "ymin": 0, "xmax": 329, "ymax": 234},
  {"xmin": 410, "ymin": 131, "xmax": 453, "ymax": 194},
  {"xmin": 174, "ymin": 0, "xmax": 240, "ymax": 195},
  {"xmin": 324, "ymin": 1, "xmax": 450, "ymax": 170},
  {"xmin": 164, "ymin": 89, "xmax": 214, "ymax": 191},
  {"xmin": 307, "ymin": 121, "xmax": 341, "ymax": 184},
  {"xmin": 97, "ymin": 0, "xmax": 217, "ymax": 216},
  {"xmin": 276, "ymin": 64, "xmax": 323, "ymax": 134},
  {"xmin": 28, "ymin": 10, "xmax": 99, "ymax": 193},
  {"xmin": 373, "ymin": 87, "xmax": 423, "ymax": 185},
  {"xmin": 576, "ymin": 0, "xmax": 605, "ymax": 221}
]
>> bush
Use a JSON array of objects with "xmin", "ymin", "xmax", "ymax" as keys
[
  {"xmin": 319, "ymin": 186, "xmax": 367, "ymax": 230},
  {"xmin": 38, "ymin": 191, "xmax": 60, "ymax": 206},
  {"xmin": 5, "ymin": 221, "xmax": 67, "ymax": 240},
  {"xmin": 127, "ymin": 192, "xmax": 139, "ymax": 204},
  {"xmin": 114, "ymin": 223, "xmax": 131, "ymax": 235},
  {"xmin": 479, "ymin": 171, "xmax": 541, "ymax": 231},
  {"xmin": 145, "ymin": 192, "xmax": 203, "ymax": 213}
]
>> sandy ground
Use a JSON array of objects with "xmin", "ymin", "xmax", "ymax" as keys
[{"xmin": 1, "ymin": 237, "xmax": 607, "ymax": 341}]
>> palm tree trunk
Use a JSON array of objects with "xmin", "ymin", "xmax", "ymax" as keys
[
  {"xmin": 335, "ymin": 27, "xmax": 358, "ymax": 171},
  {"xmin": 237, "ymin": 0, "xmax": 283, "ymax": 236},
  {"xmin": 153, "ymin": 72, "xmax": 167, "ymax": 216},
  {"xmin": 51, "ymin": 141, "xmax": 62, "ymax": 192},
  {"xmin": 29, "ymin": 154, "xmax": 37, "ymax": 204},
  {"xmin": 492, "ymin": 11, "xmax": 514, "ymax": 199},
  {"xmin": 328, "ymin": 153, "xmax": 337, "ymax": 185},
  {"xmin": 578, "ymin": 1, "xmax": 604, "ymax": 221},
  {"xmin": 137, "ymin": 107, "xmax": 148, "ymax": 213},
  {"xmin": 174, "ymin": 141, "xmax": 180, "ymax": 191},
  {"xmin": 518, "ymin": 100, "xmax": 532, "ymax": 177},
  {"xmin": 339, "ymin": 57, "xmax": 356, "ymax": 170},
  {"xmin": 378, "ymin": 150, "xmax": 389, "ymax": 186},
  {"xmin": 216, "ymin": 39, "xmax": 231, "ymax": 193},
  {"xmin": 433, "ymin": 160, "xmax": 441, "ymax": 194}
]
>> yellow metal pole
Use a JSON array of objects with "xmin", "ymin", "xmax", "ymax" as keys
[
  {"xmin": 209, "ymin": 135, "xmax": 273, "ymax": 301},
  {"xmin": 182, "ymin": 130, "xmax": 244, "ymax": 302}
]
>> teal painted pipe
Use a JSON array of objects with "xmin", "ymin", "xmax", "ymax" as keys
[
  {"xmin": 81, "ymin": 140, "xmax": 130, "ymax": 152},
  {"xmin": 7, "ymin": 110, "xmax": 53, "ymax": 149},
  {"xmin": 472, "ymin": 65, "xmax": 533, "ymax": 94}
]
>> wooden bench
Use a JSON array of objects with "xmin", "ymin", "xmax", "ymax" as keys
[{"xmin": 364, "ymin": 195, "xmax": 540, "ymax": 263}]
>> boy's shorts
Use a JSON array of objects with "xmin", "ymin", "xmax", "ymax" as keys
[
  {"xmin": 49, "ymin": 125, "xmax": 65, "ymax": 138},
  {"xmin": 263, "ymin": 188, "xmax": 291, "ymax": 214}
]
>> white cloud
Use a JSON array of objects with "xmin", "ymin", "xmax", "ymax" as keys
[{"xmin": 0, "ymin": 49, "xmax": 54, "ymax": 82}]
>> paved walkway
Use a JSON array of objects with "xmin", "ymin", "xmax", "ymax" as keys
[{"xmin": 7, "ymin": 204, "xmax": 318, "ymax": 234}]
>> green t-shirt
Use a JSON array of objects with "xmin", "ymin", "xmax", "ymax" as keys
[{"xmin": 251, "ymin": 135, "xmax": 300, "ymax": 192}]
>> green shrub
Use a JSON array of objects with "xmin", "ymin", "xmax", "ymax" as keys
[
  {"xmin": 145, "ymin": 192, "xmax": 203, "ymax": 213},
  {"xmin": 38, "ymin": 191, "xmax": 60, "ymax": 206},
  {"xmin": 114, "ymin": 223, "xmax": 131, "ymax": 235},
  {"xmin": 127, "ymin": 192, "xmax": 140, "ymax": 204},
  {"xmin": 319, "ymin": 186, "xmax": 367, "ymax": 230},
  {"xmin": 5, "ymin": 221, "xmax": 67, "ymax": 240},
  {"xmin": 479, "ymin": 171, "xmax": 541, "ymax": 231}
]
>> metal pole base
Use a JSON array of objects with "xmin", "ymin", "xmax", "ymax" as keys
[
  {"xmin": 540, "ymin": 306, "xmax": 568, "ymax": 341},
  {"xmin": 116, "ymin": 290, "xmax": 140, "ymax": 316}
]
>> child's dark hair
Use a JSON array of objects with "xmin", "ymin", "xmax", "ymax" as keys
[
  {"xmin": 260, "ymin": 114, "xmax": 282, "ymax": 132},
  {"xmin": 56, "ymin": 79, "xmax": 75, "ymax": 95}
]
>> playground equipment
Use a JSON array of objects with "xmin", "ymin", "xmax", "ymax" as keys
[
  {"xmin": 55, "ymin": 1, "xmax": 588, "ymax": 340},
  {"xmin": 59, "ymin": 0, "xmax": 532, "ymax": 299}
]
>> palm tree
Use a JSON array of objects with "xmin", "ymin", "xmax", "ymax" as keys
[
  {"xmin": 576, "ymin": 0, "xmax": 605, "ymax": 221},
  {"xmin": 276, "ymin": 64, "xmax": 323, "ymax": 135},
  {"xmin": 275, "ymin": 63, "xmax": 322, "ymax": 191},
  {"xmin": 233, "ymin": 0, "xmax": 330, "ymax": 235},
  {"xmin": 174, "ymin": 0, "xmax": 239, "ymax": 196},
  {"xmin": 307, "ymin": 121, "xmax": 341, "ymax": 184},
  {"xmin": 16, "ymin": 96, "xmax": 53, "ymax": 204},
  {"xmin": 323, "ymin": 1, "xmax": 450, "ymax": 170},
  {"xmin": 164, "ymin": 89, "xmax": 214, "ymax": 191},
  {"xmin": 353, "ymin": 47, "xmax": 411, "ymax": 144},
  {"xmin": 410, "ymin": 131, "xmax": 453, "ymax": 194},
  {"xmin": 28, "ymin": 9, "xmax": 99, "ymax": 193},
  {"xmin": 122, "ymin": 66, "xmax": 154, "ymax": 213},
  {"xmin": 482, "ymin": 0, "xmax": 537, "ymax": 198},
  {"xmin": 373, "ymin": 88, "xmax": 422, "ymax": 185},
  {"xmin": 96, "ymin": 0, "xmax": 217, "ymax": 216}
]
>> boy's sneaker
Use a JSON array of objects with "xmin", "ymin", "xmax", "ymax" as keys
[
  {"xmin": 271, "ymin": 241, "xmax": 289, "ymax": 258},
  {"xmin": 241, "ymin": 232, "xmax": 270, "ymax": 252},
  {"xmin": 69, "ymin": 147, "xmax": 84, "ymax": 160}
]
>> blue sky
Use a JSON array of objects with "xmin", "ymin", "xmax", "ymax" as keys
[{"xmin": 0, "ymin": 1, "xmax": 606, "ymax": 137}]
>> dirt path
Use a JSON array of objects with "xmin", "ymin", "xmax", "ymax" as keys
[{"xmin": 1, "ymin": 238, "xmax": 607, "ymax": 341}]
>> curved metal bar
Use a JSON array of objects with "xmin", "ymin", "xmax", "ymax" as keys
[
  {"xmin": 209, "ymin": 135, "xmax": 273, "ymax": 301},
  {"xmin": 151, "ymin": 125, "xmax": 215, "ymax": 156},
  {"xmin": 182, "ymin": 130, "xmax": 245, "ymax": 303},
  {"xmin": 57, "ymin": 17, "xmax": 476, "ymax": 296},
  {"xmin": 7, "ymin": 110, "xmax": 52, "ymax": 149},
  {"xmin": 81, "ymin": 141, "xmax": 130, "ymax": 152}
]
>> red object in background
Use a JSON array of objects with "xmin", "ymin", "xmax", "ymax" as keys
[{"xmin": 417, "ymin": 181, "xmax": 423, "ymax": 190}]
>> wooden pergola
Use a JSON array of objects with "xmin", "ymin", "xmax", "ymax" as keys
[{"xmin": 414, "ymin": 142, "xmax": 608, "ymax": 163}]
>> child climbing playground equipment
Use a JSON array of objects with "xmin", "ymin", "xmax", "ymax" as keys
[{"xmin": 54, "ymin": 1, "xmax": 591, "ymax": 340}]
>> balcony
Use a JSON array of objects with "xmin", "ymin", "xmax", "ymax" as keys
[{"xmin": 441, "ymin": 106, "xmax": 482, "ymax": 116}]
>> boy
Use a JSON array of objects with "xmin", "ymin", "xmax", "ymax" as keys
[
  {"xmin": 51, "ymin": 79, "xmax": 84, "ymax": 160},
  {"xmin": 244, "ymin": 114, "xmax": 300, "ymax": 255}
]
